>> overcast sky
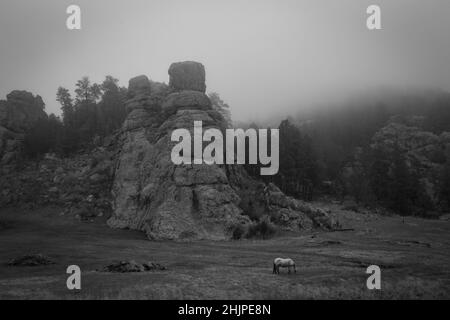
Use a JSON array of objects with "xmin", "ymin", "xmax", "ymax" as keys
[{"xmin": 0, "ymin": 0, "xmax": 449, "ymax": 122}]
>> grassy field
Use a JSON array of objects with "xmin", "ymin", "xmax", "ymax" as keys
[{"xmin": 0, "ymin": 205, "xmax": 449, "ymax": 299}]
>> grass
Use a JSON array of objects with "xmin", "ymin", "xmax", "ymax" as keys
[{"xmin": 0, "ymin": 205, "xmax": 449, "ymax": 299}]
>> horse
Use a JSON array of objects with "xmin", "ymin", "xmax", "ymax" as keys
[{"xmin": 273, "ymin": 258, "xmax": 296, "ymax": 274}]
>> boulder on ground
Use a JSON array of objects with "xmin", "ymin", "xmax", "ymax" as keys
[
  {"xmin": 8, "ymin": 254, "xmax": 55, "ymax": 266},
  {"xmin": 101, "ymin": 260, "xmax": 166, "ymax": 273}
]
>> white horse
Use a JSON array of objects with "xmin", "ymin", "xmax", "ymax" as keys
[{"xmin": 273, "ymin": 258, "xmax": 296, "ymax": 274}]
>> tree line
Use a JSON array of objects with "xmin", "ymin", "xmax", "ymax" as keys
[
  {"xmin": 253, "ymin": 93, "xmax": 450, "ymax": 217},
  {"xmin": 24, "ymin": 76, "xmax": 127, "ymax": 156}
]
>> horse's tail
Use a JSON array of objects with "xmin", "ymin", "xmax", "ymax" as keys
[{"xmin": 273, "ymin": 263, "xmax": 276, "ymax": 274}]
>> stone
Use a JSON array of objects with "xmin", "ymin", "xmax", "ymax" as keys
[
  {"xmin": 162, "ymin": 90, "xmax": 212, "ymax": 111},
  {"xmin": 101, "ymin": 260, "xmax": 166, "ymax": 273},
  {"xmin": 369, "ymin": 118, "xmax": 449, "ymax": 209},
  {"xmin": 143, "ymin": 261, "xmax": 166, "ymax": 271},
  {"xmin": 168, "ymin": 61, "xmax": 206, "ymax": 92},
  {"xmin": 128, "ymin": 75, "xmax": 152, "ymax": 97},
  {"xmin": 0, "ymin": 90, "xmax": 47, "ymax": 165}
]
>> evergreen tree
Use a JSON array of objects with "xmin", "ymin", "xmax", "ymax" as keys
[
  {"xmin": 56, "ymin": 87, "xmax": 74, "ymax": 127},
  {"xmin": 276, "ymin": 119, "xmax": 317, "ymax": 200},
  {"xmin": 389, "ymin": 145, "xmax": 412, "ymax": 215},
  {"xmin": 97, "ymin": 76, "xmax": 126, "ymax": 135},
  {"xmin": 440, "ymin": 160, "xmax": 450, "ymax": 209}
]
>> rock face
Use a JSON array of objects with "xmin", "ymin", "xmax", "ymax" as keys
[
  {"xmin": 0, "ymin": 91, "xmax": 47, "ymax": 165},
  {"xmin": 8, "ymin": 254, "xmax": 55, "ymax": 266},
  {"xmin": 0, "ymin": 142, "xmax": 116, "ymax": 215},
  {"xmin": 108, "ymin": 62, "xmax": 336, "ymax": 240},
  {"xmin": 108, "ymin": 70, "xmax": 246, "ymax": 240},
  {"xmin": 168, "ymin": 61, "xmax": 206, "ymax": 93}
]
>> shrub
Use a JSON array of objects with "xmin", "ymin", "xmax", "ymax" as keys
[
  {"xmin": 245, "ymin": 216, "xmax": 276, "ymax": 240},
  {"xmin": 230, "ymin": 223, "xmax": 246, "ymax": 240}
]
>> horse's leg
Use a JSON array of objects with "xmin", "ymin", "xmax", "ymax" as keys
[
  {"xmin": 294, "ymin": 264, "xmax": 296, "ymax": 273},
  {"xmin": 288, "ymin": 266, "xmax": 291, "ymax": 274}
]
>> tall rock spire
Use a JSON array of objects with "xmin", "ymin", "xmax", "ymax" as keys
[{"xmin": 108, "ymin": 61, "xmax": 336, "ymax": 240}]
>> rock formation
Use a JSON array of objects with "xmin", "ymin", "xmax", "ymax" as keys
[
  {"xmin": 168, "ymin": 61, "xmax": 206, "ymax": 93},
  {"xmin": 108, "ymin": 61, "xmax": 336, "ymax": 240},
  {"xmin": 0, "ymin": 90, "xmax": 47, "ymax": 166},
  {"xmin": 0, "ymin": 143, "xmax": 116, "ymax": 213}
]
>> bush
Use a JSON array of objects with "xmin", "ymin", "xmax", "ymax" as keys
[
  {"xmin": 230, "ymin": 223, "xmax": 246, "ymax": 240},
  {"xmin": 245, "ymin": 216, "xmax": 276, "ymax": 240}
]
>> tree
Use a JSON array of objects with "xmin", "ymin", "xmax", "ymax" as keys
[
  {"xmin": 97, "ymin": 76, "xmax": 126, "ymax": 135},
  {"xmin": 440, "ymin": 160, "xmax": 450, "ymax": 209},
  {"xmin": 276, "ymin": 119, "xmax": 318, "ymax": 200},
  {"xmin": 56, "ymin": 87, "xmax": 74, "ymax": 127},
  {"xmin": 72, "ymin": 77, "xmax": 102, "ymax": 142},
  {"xmin": 74, "ymin": 77, "xmax": 101, "ymax": 104},
  {"xmin": 369, "ymin": 147, "xmax": 391, "ymax": 202},
  {"xmin": 389, "ymin": 145, "xmax": 412, "ymax": 215},
  {"xmin": 23, "ymin": 114, "xmax": 63, "ymax": 157}
]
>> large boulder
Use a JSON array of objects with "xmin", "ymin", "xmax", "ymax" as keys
[
  {"xmin": 109, "ymin": 69, "xmax": 246, "ymax": 240},
  {"xmin": 168, "ymin": 61, "xmax": 206, "ymax": 92}
]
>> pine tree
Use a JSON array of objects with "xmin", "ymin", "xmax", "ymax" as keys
[
  {"xmin": 277, "ymin": 119, "xmax": 317, "ymax": 200},
  {"xmin": 56, "ymin": 87, "xmax": 74, "ymax": 127}
]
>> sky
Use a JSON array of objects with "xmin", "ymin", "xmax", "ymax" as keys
[{"xmin": 0, "ymin": 0, "xmax": 449, "ymax": 122}]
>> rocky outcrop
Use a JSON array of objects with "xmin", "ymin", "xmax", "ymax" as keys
[
  {"xmin": 0, "ymin": 138, "xmax": 117, "ymax": 216},
  {"xmin": 108, "ymin": 61, "xmax": 337, "ymax": 240},
  {"xmin": 168, "ymin": 61, "xmax": 206, "ymax": 93},
  {"xmin": 108, "ymin": 68, "xmax": 247, "ymax": 240},
  {"xmin": 0, "ymin": 91, "xmax": 47, "ymax": 166}
]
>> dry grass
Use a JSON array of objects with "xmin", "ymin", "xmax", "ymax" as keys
[{"xmin": 0, "ymin": 206, "xmax": 449, "ymax": 300}]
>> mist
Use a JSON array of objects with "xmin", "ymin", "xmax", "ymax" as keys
[{"xmin": 1, "ymin": 0, "xmax": 449, "ymax": 123}]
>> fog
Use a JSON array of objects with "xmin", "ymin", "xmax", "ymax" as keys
[{"xmin": 1, "ymin": 0, "xmax": 449, "ymax": 122}]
